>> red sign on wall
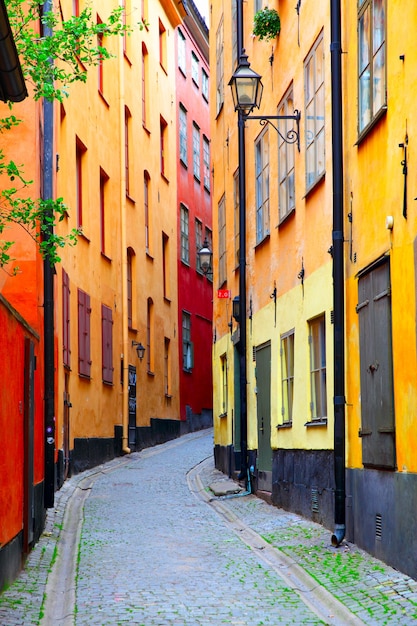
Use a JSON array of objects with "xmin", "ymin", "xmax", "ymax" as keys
[{"xmin": 217, "ymin": 289, "xmax": 231, "ymax": 299}]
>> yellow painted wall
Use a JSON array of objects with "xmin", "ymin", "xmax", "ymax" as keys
[
  {"xmin": 343, "ymin": 1, "xmax": 417, "ymax": 472},
  {"xmin": 55, "ymin": 0, "xmax": 182, "ymax": 449},
  {"xmin": 211, "ymin": 0, "xmax": 335, "ymax": 456}
]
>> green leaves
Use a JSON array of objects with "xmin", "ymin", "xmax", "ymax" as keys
[
  {"xmin": 253, "ymin": 8, "xmax": 281, "ymax": 42},
  {"xmin": 0, "ymin": 1, "xmax": 145, "ymax": 270}
]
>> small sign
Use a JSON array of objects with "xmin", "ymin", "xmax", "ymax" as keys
[{"xmin": 217, "ymin": 289, "xmax": 231, "ymax": 299}]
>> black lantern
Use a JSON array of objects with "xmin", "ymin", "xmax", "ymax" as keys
[
  {"xmin": 198, "ymin": 237, "xmax": 213, "ymax": 275},
  {"xmin": 232, "ymin": 295, "xmax": 240, "ymax": 322},
  {"xmin": 132, "ymin": 340, "xmax": 145, "ymax": 361},
  {"xmin": 229, "ymin": 50, "xmax": 263, "ymax": 115}
]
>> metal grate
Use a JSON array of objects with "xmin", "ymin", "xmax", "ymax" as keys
[
  {"xmin": 376, "ymin": 513, "xmax": 382, "ymax": 540},
  {"xmin": 311, "ymin": 488, "xmax": 319, "ymax": 513}
]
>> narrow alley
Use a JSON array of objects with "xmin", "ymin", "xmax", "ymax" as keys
[{"xmin": 1, "ymin": 429, "xmax": 417, "ymax": 625}]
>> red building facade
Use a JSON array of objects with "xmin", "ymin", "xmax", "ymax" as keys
[{"xmin": 176, "ymin": 3, "xmax": 213, "ymax": 426}]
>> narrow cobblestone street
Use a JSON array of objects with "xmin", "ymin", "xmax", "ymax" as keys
[{"xmin": 2, "ymin": 429, "xmax": 417, "ymax": 625}]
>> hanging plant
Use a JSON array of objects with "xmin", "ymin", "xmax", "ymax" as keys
[{"xmin": 253, "ymin": 7, "xmax": 281, "ymax": 41}]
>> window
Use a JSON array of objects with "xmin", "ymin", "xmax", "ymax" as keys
[
  {"xmin": 147, "ymin": 298, "xmax": 154, "ymax": 372},
  {"xmin": 78, "ymin": 288, "xmax": 91, "ymax": 378},
  {"xmin": 182, "ymin": 311, "xmax": 193, "ymax": 372},
  {"xmin": 180, "ymin": 204, "xmax": 189, "ymax": 264},
  {"xmin": 178, "ymin": 29, "xmax": 186, "ymax": 74},
  {"xmin": 255, "ymin": 128, "xmax": 270, "ymax": 243},
  {"xmin": 202, "ymin": 69, "xmax": 209, "ymax": 101},
  {"xmin": 76, "ymin": 138, "xmax": 86, "ymax": 230},
  {"xmin": 125, "ymin": 107, "xmax": 131, "ymax": 197},
  {"xmin": 233, "ymin": 169, "xmax": 240, "ymax": 268},
  {"xmin": 162, "ymin": 232, "xmax": 169, "ymax": 299},
  {"xmin": 193, "ymin": 123, "xmax": 201, "ymax": 181},
  {"xmin": 159, "ymin": 19, "xmax": 167, "ymax": 71},
  {"xmin": 216, "ymin": 16, "xmax": 224, "ymax": 114},
  {"xmin": 231, "ymin": 0, "xmax": 238, "ymax": 69},
  {"xmin": 160, "ymin": 116, "xmax": 168, "ymax": 177},
  {"xmin": 278, "ymin": 89, "xmax": 295, "ymax": 221},
  {"xmin": 179, "ymin": 105, "xmax": 188, "ymax": 166},
  {"xmin": 218, "ymin": 195, "xmax": 226, "ymax": 285},
  {"xmin": 73, "ymin": 0, "xmax": 79, "ymax": 16},
  {"xmin": 305, "ymin": 33, "xmax": 325, "ymax": 190},
  {"xmin": 191, "ymin": 52, "xmax": 199, "ymax": 86},
  {"xmin": 220, "ymin": 354, "xmax": 228, "ymax": 415},
  {"xmin": 358, "ymin": 0, "xmax": 386, "ymax": 134},
  {"xmin": 101, "ymin": 304, "xmax": 113, "ymax": 384},
  {"xmin": 280, "ymin": 331, "xmax": 294, "ymax": 424},
  {"xmin": 97, "ymin": 16, "xmax": 104, "ymax": 95},
  {"xmin": 144, "ymin": 171, "xmax": 150, "ymax": 252},
  {"xmin": 127, "ymin": 248, "xmax": 134, "ymax": 328},
  {"xmin": 99, "ymin": 168, "xmax": 109, "ymax": 255},
  {"xmin": 62, "ymin": 269, "xmax": 71, "ymax": 368},
  {"xmin": 195, "ymin": 218, "xmax": 202, "ymax": 273},
  {"xmin": 309, "ymin": 315, "xmax": 327, "ymax": 420},
  {"xmin": 142, "ymin": 44, "xmax": 148, "ymax": 128},
  {"xmin": 164, "ymin": 337, "xmax": 171, "ymax": 396},
  {"xmin": 203, "ymin": 135, "xmax": 210, "ymax": 191}
]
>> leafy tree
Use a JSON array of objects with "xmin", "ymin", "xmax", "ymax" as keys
[{"xmin": 0, "ymin": 0, "xmax": 143, "ymax": 270}]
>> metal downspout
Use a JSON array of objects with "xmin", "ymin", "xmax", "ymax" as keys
[
  {"xmin": 236, "ymin": 0, "xmax": 248, "ymax": 488},
  {"xmin": 43, "ymin": 0, "xmax": 55, "ymax": 509},
  {"xmin": 119, "ymin": 29, "xmax": 130, "ymax": 455},
  {"xmin": 330, "ymin": 0, "xmax": 346, "ymax": 546}
]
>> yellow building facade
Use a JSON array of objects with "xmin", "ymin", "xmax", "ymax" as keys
[
  {"xmin": 343, "ymin": 1, "xmax": 417, "ymax": 578},
  {"xmin": 55, "ymin": 0, "xmax": 184, "ymax": 475},
  {"xmin": 211, "ymin": 0, "xmax": 336, "ymax": 525}
]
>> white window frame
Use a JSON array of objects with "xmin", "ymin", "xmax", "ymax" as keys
[{"xmin": 304, "ymin": 33, "xmax": 325, "ymax": 191}]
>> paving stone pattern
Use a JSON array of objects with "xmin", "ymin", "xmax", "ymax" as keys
[{"xmin": 1, "ymin": 429, "xmax": 417, "ymax": 625}]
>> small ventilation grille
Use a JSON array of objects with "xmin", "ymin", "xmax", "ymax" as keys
[
  {"xmin": 253, "ymin": 347, "xmax": 256, "ymax": 362},
  {"xmin": 330, "ymin": 310, "xmax": 334, "ymax": 324},
  {"xmin": 311, "ymin": 488, "xmax": 319, "ymax": 513},
  {"xmin": 376, "ymin": 514, "xmax": 382, "ymax": 540}
]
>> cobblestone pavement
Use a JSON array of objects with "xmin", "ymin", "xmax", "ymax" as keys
[{"xmin": 1, "ymin": 429, "xmax": 417, "ymax": 626}]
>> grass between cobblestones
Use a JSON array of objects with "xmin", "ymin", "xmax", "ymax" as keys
[{"xmin": 260, "ymin": 523, "xmax": 417, "ymax": 625}]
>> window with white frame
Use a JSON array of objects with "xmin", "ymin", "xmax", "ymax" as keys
[
  {"xmin": 218, "ymin": 195, "xmax": 226, "ymax": 285},
  {"xmin": 309, "ymin": 314, "xmax": 327, "ymax": 420},
  {"xmin": 358, "ymin": 0, "xmax": 386, "ymax": 134},
  {"xmin": 304, "ymin": 33, "xmax": 325, "ymax": 190},
  {"xmin": 182, "ymin": 311, "xmax": 193, "ymax": 372},
  {"xmin": 220, "ymin": 354, "xmax": 228, "ymax": 415},
  {"xmin": 202, "ymin": 69, "xmax": 209, "ymax": 101},
  {"xmin": 203, "ymin": 135, "xmax": 210, "ymax": 191},
  {"xmin": 180, "ymin": 204, "xmax": 189, "ymax": 264},
  {"xmin": 191, "ymin": 52, "xmax": 199, "ymax": 86},
  {"xmin": 255, "ymin": 128, "xmax": 270, "ymax": 243},
  {"xmin": 216, "ymin": 16, "xmax": 224, "ymax": 114},
  {"xmin": 193, "ymin": 123, "xmax": 201, "ymax": 181},
  {"xmin": 278, "ymin": 89, "xmax": 295, "ymax": 221},
  {"xmin": 233, "ymin": 169, "xmax": 239, "ymax": 268},
  {"xmin": 280, "ymin": 330, "xmax": 294, "ymax": 424},
  {"xmin": 179, "ymin": 105, "xmax": 187, "ymax": 166},
  {"xmin": 195, "ymin": 218, "xmax": 203, "ymax": 273},
  {"xmin": 178, "ymin": 28, "xmax": 186, "ymax": 74}
]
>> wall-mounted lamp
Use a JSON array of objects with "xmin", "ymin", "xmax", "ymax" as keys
[
  {"xmin": 232, "ymin": 295, "xmax": 240, "ymax": 322},
  {"xmin": 197, "ymin": 237, "xmax": 213, "ymax": 276},
  {"xmin": 132, "ymin": 340, "xmax": 145, "ymax": 361}
]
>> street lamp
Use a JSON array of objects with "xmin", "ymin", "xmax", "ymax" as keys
[
  {"xmin": 228, "ymin": 49, "xmax": 301, "ymax": 490},
  {"xmin": 197, "ymin": 237, "xmax": 213, "ymax": 276},
  {"xmin": 132, "ymin": 340, "xmax": 145, "ymax": 361}
]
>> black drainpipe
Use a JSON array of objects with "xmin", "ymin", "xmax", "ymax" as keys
[
  {"xmin": 330, "ymin": 0, "xmax": 346, "ymax": 546},
  {"xmin": 42, "ymin": 0, "xmax": 55, "ymax": 509}
]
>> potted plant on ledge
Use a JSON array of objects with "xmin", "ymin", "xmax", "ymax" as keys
[{"xmin": 253, "ymin": 7, "xmax": 281, "ymax": 41}]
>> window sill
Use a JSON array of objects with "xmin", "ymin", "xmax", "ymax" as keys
[
  {"xmin": 101, "ymin": 252, "xmax": 112, "ymax": 263},
  {"xmin": 305, "ymin": 171, "xmax": 325, "ymax": 199},
  {"xmin": 277, "ymin": 206, "xmax": 295, "ymax": 227},
  {"xmin": 276, "ymin": 421, "xmax": 292, "ymax": 429},
  {"xmin": 305, "ymin": 418, "xmax": 328, "ymax": 428},
  {"xmin": 254, "ymin": 232, "xmax": 270, "ymax": 251},
  {"xmin": 219, "ymin": 412, "xmax": 227, "ymax": 419},
  {"xmin": 356, "ymin": 105, "xmax": 387, "ymax": 146}
]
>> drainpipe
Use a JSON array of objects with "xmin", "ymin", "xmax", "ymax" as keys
[
  {"xmin": 330, "ymin": 0, "xmax": 346, "ymax": 547},
  {"xmin": 236, "ymin": 0, "xmax": 248, "ymax": 487},
  {"xmin": 119, "ymin": 28, "xmax": 130, "ymax": 455},
  {"xmin": 42, "ymin": 0, "xmax": 55, "ymax": 508}
]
